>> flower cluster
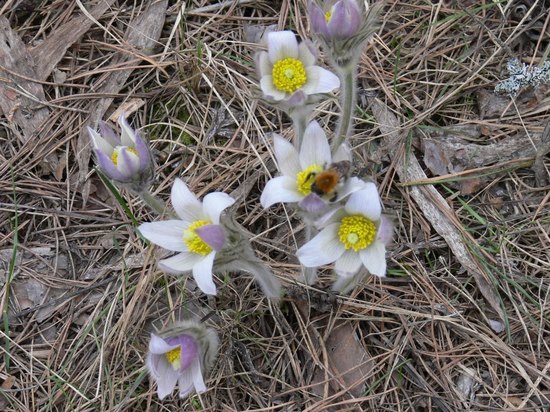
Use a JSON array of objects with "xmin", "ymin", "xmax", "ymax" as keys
[{"xmin": 87, "ymin": 0, "xmax": 391, "ymax": 403}]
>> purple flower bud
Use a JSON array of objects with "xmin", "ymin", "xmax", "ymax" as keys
[
  {"xmin": 327, "ymin": 0, "xmax": 362, "ymax": 39},
  {"xmin": 88, "ymin": 113, "xmax": 154, "ymax": 191}
]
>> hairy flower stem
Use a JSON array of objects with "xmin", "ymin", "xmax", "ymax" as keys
[
  {"xmin": 290, "ymin": 110, "xmax": 308, "ymax": 149},
  {"xmin": 139, "ymin": 190, "xmax": 168, "ymax": 216},
  {"xmin": 333, "ymin": 64, "xmax": 357, "ymax": 151}
]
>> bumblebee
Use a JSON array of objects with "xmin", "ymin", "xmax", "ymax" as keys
[{"xmin": 309, "ymin": 160, "xmax": 351, "ymax": 201}]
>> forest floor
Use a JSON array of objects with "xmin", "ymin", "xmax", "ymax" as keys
[{"xmin": 0, "ymin": 0, "xmax": 549, "ymax": 411}]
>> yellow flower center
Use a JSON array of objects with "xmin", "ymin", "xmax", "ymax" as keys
[
  {"xmin": 325, "ymin": 10, "xmax": 332, "ymax": 22},
  {"xmin": 184, "ymin": 220, "xmax": 213, "ymax": 255},
  {"xmin": 338, "ymin": 215, "xmax": 377, "ymax": 251},
  {"xmin": 296, "ymin": 164, "xmax": 323, "ymax": 195},
  {"xmin": 272, "ymin": 58, "xmax": 307, "ymax": 93},
  {"xmin": 111, "ymin": 147, "xmax": 138, "ymax": 166},
  {"xmin": 165, "ymin": 347, "xmax": 181, "ymax": 370}
]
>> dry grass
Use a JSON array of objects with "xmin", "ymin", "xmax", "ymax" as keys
[{"xmin": 1, "ymin": 0, "xmax": 549, "ymax": 411}]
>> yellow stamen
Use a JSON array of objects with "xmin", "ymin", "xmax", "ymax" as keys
[
  {"xmin": 296, "ymin": 164, "xmax": 323, "ymax": 195},
  {"xmin": 165, "ymin": 347, "xmax": 181, "ymax": 370},
  {"xmin": 325, "ymin": 10, "xmax": 332, "ymax": 22},
  {"xmin": 338, "ymin": 215, "xmax": 377, "ymax": 251},
  {"xmin": 111, "ymin": 147, "xmax": 138, "ymax": 166},
  {"xmin": 272, "ymin": 58, "xmax": 307, "ymax": 93},
  {"xmin": 184, "ymin": 220, "xmax": 213, "ymax": 255}
]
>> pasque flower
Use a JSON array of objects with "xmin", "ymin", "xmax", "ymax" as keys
[
  {"xmin": 256, "ymin": 30, "xmax": 339, "ymax": 106},
  {"xmin": 139, "ymin": 178, "xmax": 235, "ymax": 295},
  {"xmin": 297, "ymin": 182, "xmax": 392, "ymax": 278},
  {"xmin": 260, "ymin": 120, "xmax": 362, "ymax": 212},
  {"xmin": 147, "ymin": 320, "xmax": 219, "ymax": 400},
  {"xmin": 88, "ymin": 114, "xmax": 153, "ymax": 191},
  {"xmin": 308, "ymin": 0, "xmax": 383, "ymax": 68}
]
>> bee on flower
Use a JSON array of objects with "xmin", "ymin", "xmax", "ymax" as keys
[
  {"xmin": 260, "ymin": 120, "xmax": 363, "ymax": 213},
  {"xmin": 87, "ymin": 114, "xmax": 154, "ymax": 192}
]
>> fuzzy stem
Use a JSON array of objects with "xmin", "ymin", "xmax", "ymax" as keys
[
  {"xmin": 333, "ymin": 64, "xmax": 357, "ymax": 151},
  {"xmin": 139, "ymin": 190, "xmax": 168, "ymax": 216},
  {"xmin": 290, "ymin": 109, "xmax": 308, "ymax": 149}
]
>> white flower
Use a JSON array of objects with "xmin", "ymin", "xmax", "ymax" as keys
[
  {"xmin": 139, "ymin": 178, "xmax": 235, "ymax": 295},
  {"xmin": 256, "ymin": 30, "xmax": 339, "ymax": 104},
  {"xmin": 147, "ymin": 321, "xmax": 219, "ymax": 400},
  {"xmin": 297, "ymin": 182, "xmax": 392, "ymax": 278},
  {"xmin": 260, "ymin": 120, "xmax": 362, "ymax": 211}
]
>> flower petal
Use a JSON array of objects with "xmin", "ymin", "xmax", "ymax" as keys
[
  {"xmin": 299, "ymin": 193, "xmax": 328, "ymax": 213},
  {"xmin": 267, "ymin": 30, "xmax": 298, "ymax": 62},
  {"xmin": 177, "ymin": 370, "xmax": 194, "ymax": 399},
  {"xmin": 192, "ymin": 252, "xmax": 217, "ymax": 295},
  {"xmin": 345, "ymin": 182, "xmax": 382, "ymax": 220},
  {"xmin": 299, "ymin": 121, "xmax": 332, "ymax": 168},
  {"xmin": 260, "ymin": 75, "xmax": 287, "ymax": 101},
  {"xmin": 195, "ymin": 224, "xmax": 225, "ymax": 251},
  {"xmin": 149, "ymin": 334, "xmax": 176, "ymax": 354},
  {"xmin": 98, "ymin": 122, "xmax": 120, "ymax": 147},
  {"xmin": 333, "ymin": 142, "xmax": 352, "ymax": 162},
  {"xmin": 334, "ymin": 250, "xmax": 363, "ymax": 277},
  {"xmin": 117, "ymin": 147, "xmax": 141, "ymax": 178},
  {"xmin": 297, "ymin": 223, "xmax": 345, "ymax": 267},
  {"xmin": 335, "ymin": 176, "xmax": 366, "ymax": 201},
  {"xmin": 359, "ymin": 241, "xmax": 387, "ymax": 277},
  {"xmin": 118, "ymin": 114, "xmax": 137, "ymax": 146},
  {"xmin": 376, "ymin": 215, "xmax": 393, "ymax": 245},
  {"xmin": 308, "ymin": 1, "xmax": 330, "ymax": 38},
  {"xmin": 171, "ymin": 178, "xmax": 203, "ymax": 222},
  {"xmin": 88, "ymin": 127, "xmax": 114, "ymax": 154},
  {"xmin": 302, "ymin": 66, "xmax": 340, "ymax": 94},
  {"xmin": 274, "ymin": 134, "xmax": 301, "ymax": 176},
  {"xmin": 158, "ymin": 252, "xmax": 202, "ymax": 274},
  {"xmin": 154, "ymin": 357, "xmax": 179, "ymax": 400},
  {"xmin": 260, "ymin": 176, "xmax": 303, "ymax": 208},
  {"xmin": 139, "ymin": 220, "xmax": 187, "ymax": 251},
  {"xmin": 256, "ymin": 51, "xmax": 271, "ymax": 77},
  {"xmin": 94, "ymin": 149, "xmax": 127, "ymax": 181},
  {"xmin": 190, "ymin": 357, "xmax": 207, "ymax": 393},
  {"xmin": 297, "ymin": 39, "xmax": 316, "ymax": 67},
  {"xmin": 134, "ymin": 131, "xmax": 152, "ymax": 170},
  {"xmin": 202, "ymin": 192, "xmax": 235, "ymax": 224},
  {"xmin": 327, "ymin": 0, "xmax": 362, "ymax": 39}
]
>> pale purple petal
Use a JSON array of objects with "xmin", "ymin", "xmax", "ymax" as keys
[
  {"xmin": 195, "ymin": 224, "xmax": 225, "ymax": 251},
  {"xmin": 299, "ymin": 121, "xmax": 332, "ymax": 168},
  {"xmin": 335, "ymin": 177, "xmax": 366, "ymax": 201},
  {"xmin": 309, "ymin": 1, "xmax": 330, "ymax": 37},
  {"xmin": 302, "ymin": 66, "xmax": 340, "ymax": 94},
  {"xmin": 359, "ymin": 241, "xmax": 387, "ymax": 277},
  {"xmin": 297, "ymin": 223, "xmax": 345, "ymax": 267},
  {"xmin": 267, "ymin": 31, "xmax": 299, "ymax": 62},
  {"xmin": 177, "ymin": 370, "xmax": 194, "ymax": 399},
  {"xmin": 158, "ymin": 252, "xmax": 203, "ymax": 273},
  {"xmin": 155, "ymin": 358, "xmax": 179, "ymax": 400},
  {"xmin": 88, "ymin": 127, "xmax": 114, "ymax": 154},
  {"xmin": 192, "ymin": 252, "xmax": 217, "ymax": 295},
  {"xmin": 94, "ymin": 149, "xmax": 127, "ymax": 181},
  {"xmin": 286, "ymin": 90, "xmax": 307, "ymax": 107},
  {"xmin": 297, "ymin": 40, "xmax": 316, "ymax": 67},
  {"xmin": 139, "ymin": 220, "xmax": 187, "ymax": 252},
  {"xmin": 118, "ymin": 113, "xmax": 137, "ymax": 146},
  {"xmin": 149, "ymin": 334, "xmax": 176, "ymax": 354},
  {"xmin": 345, "ymin": 182, "xmax": 382, "ymax": 220},
  {"xmin": 190, "ymin": 357, "xmax": 207, "ymax": 393},
  {"xmin": 333, "ymin": 142, "xmax": 352, "ymax": 162},
  {"xmin": 117, "ymin": 147, "xmax": 141, "ymax": 178},
  {"xmin": 260, "ymin": 75, "xmax": 287, "ymax": 101},
  {"xmin": 202, "ymin": 192, "xmax": 235, "ymax": 224},
  {"xmin": 256, "ymin": 51, "xmax": 272, "ymax": 77},
  {"xmin": 261, "ymin": 176, "xmax": 303, "ymax": 208},
  {"xmin": 171, "ymin": 178, "xmax": 203, "ymax": 222},
  {"xmin": 376, "ymin": 215, "xmax": 393, "ymax": 245},
  {"xmin": 98, "ymin": 122, "xmax": 120, "ymax": 146},
  {"xmin": 334, "ymin": 250, "xmax": 363, "ymax": 277},
  {"xmin": 175, "ymin": 335, "xmax": 198, "ymax": 370},
  {"xmin": 274, "ymin": 134, "xmax": 301, "ymax": 176},
  {"xmin": 327, "ymin": 0, "xmax": 362, "ymax": 39},
  {"xmin": 299, "ymin": 193, "xmax": 327, "ymax": 213},
  {"xmin": 134, "ymin": 132, "xmax": 152, "ymax": 170}
]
